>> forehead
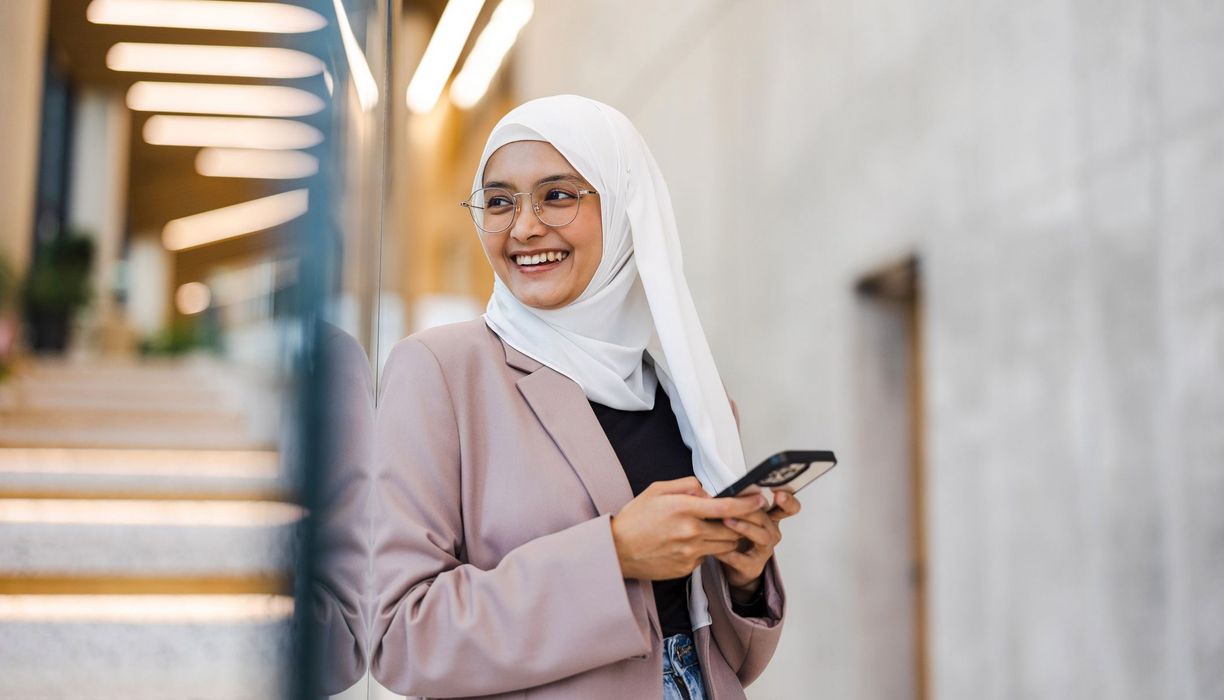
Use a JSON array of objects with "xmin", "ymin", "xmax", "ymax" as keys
[{"xmin": 483, "ymin": 140, "xmax": 583, "ymax": 185}]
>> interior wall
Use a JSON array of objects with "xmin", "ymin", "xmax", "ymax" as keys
[
  {"xmin": 510, "ymin": 1, "xmax": 1224, "ymax": 698},
  {"xmin": 0, "ymin": 0, "xmax": 51, "ymax": 274}
]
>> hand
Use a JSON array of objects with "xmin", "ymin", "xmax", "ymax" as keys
[
  {"xmin": 610, "ymin": 476, "xmax": 769, "ymax": 581},
  {"xmin": 715, "ymin": 489, "xmax": 802, "ymax": 595}
]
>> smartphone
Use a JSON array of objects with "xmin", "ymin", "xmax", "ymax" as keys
[{"xmin": 715, "ymin": 450, "xmax": 838, "ymax": 499}]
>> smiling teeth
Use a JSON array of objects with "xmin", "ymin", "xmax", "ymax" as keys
[{"xmin": 515, "ymin": 251, "xmax": 568, "ymax": 265}]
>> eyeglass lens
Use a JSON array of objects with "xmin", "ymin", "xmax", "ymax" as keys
[{"xmin": 469, "ymin": 180, "xmax": 584, "ymax": 232}]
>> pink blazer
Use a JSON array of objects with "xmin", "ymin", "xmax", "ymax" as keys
[{"xmin": 370, "ymin": 318, "xmax": 786, "ymax": 699}]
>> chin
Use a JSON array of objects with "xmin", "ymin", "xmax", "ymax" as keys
[
  {"xmin": 521, "ymin": 295, "xmax": 566, "ymax": 310},
  {"xmin": 516, "ymin": 288, "xmax": 571, "ymax": 310}
]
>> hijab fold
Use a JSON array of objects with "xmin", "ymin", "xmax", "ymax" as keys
[{"xmin": 474, "ymin": 95, "xmax": 750, "ymax": 631}]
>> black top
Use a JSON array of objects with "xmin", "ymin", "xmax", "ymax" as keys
[{"xmin": 589, "ymin": 380, "xmax": 767, "ymax": 636}]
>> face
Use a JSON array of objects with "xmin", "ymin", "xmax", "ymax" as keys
[{"xmin": 477, "ymin": 140, "xmax": 602, "ymax": 310}]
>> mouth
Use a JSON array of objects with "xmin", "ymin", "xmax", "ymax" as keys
[{"xmin": 510, "ymin": 249, "xmax": 569, "ymax": 274}]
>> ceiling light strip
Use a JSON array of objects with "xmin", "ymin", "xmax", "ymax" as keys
[
  {"xmin": 87, "ymin": 0, "xmax": 327, "ymax": 34},
  {"xmin": 127, "ymin": 82, "xmax": 325, "ymax": 118},
  {"xmin": 450, "ymin": 0, "xmax": 534, "ymax": 109},
  {"xmin": 333, "ymin": 0, "xmax": 379, "ymax": 111},
  {"xmin": 406, "ymin": 0, "xmax": 486, "ymax": 114},
  {"xmin": 195, "ymin": 148, "xmax": 319, "ymax": 180},
  {"xmin": 162, "ymin": 189, "xmax": 310, "ymax": 252},
  {"xmin": 107, "ymin": 42, "xmax": 324, "ymax": 79},
  {"xmin": 143, "ymin": 115, "xmax": 323, "ymax": 150}
]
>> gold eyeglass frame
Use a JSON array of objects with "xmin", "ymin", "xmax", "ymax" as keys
[{"xmin": 460, "ymin": 178, "xmax": 599, "ymax": 234}]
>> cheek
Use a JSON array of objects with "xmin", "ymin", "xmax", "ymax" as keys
[
  {"xmin": 480, "ymin": 235, "xmax": 507, "ymax": 268},
  {"xmin": 572, "ymin": 217, "xmax": 603, "ymax": 278}
]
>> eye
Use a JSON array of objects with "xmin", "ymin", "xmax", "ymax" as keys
[
  {"xmin": 486, "ymin": 195, "xmax": 514, "ymax": 207},
  {"xmin": 542, "ymin": 186, "xmax": 578, "ymax": 201}
]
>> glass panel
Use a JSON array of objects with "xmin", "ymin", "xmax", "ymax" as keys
[{"xmin": 0, "ymin": 1, "xmax": 388, "ymax": 697}]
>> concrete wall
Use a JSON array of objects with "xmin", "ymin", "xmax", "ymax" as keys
[{"xmin": 512, "ymin": 1, "xmax": 1224, "ymax": 698}]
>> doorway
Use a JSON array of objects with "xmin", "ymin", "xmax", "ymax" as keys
[{"xmin": 854, "ymin": 255, "xmax": 929, "ymax": 700}]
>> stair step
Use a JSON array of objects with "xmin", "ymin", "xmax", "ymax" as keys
[
  {"xmin": 0, "ymin": 447, "xmax": 289, "ymax": 499},
  {"xmin": 19, "ymin": 356, "xmax": 234, "ymax": 382},
  {"xmin": 0, "ymin": 574, "xmax": 292, "ymax": 595},
  {"xmin": 0, "ymin": 413, "xmax": 267, "ymax": 450},
  {"xmin": 0, "ymin": 594, "xmax": 292, "ymax": 699},
  {"xmin": 8, "ymin": 380, "xmax": 231, "ymax": 413},
  {"xmin": 0, "ymin": 498, "xmax": 300, "ymax": 579}
]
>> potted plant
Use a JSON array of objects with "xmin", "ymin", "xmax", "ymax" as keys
[{"xmin": 22, "ymin": 230, "xmax": 94, "ymax": 352}]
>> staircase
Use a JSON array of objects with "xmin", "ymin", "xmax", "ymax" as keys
[{"xmin": 0, "ymin": 355, "xmax": 299, "ymax": 699}]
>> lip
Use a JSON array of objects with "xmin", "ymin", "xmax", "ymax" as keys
[
  {"xmin": 510, "ymin": 250, "xmax": 570, "ymax": 274},
  {"xmin": 508, "ymin": 248, "xmax": 570, "ymax": 257}
]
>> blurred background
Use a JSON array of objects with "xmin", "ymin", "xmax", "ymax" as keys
[
  {"xmin": 0, "ymin": 0, "xmax": 381, "ymax": 697},
  {"xmin": 2, "ymin": 0, "xmax": 1222, "ymax": 699}
]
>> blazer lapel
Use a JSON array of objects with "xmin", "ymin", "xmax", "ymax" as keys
[
  {"xmin": 501, "ymin": 338, "xmax": 635, "ymax": 517},
  {"xmin": 500, "ymin": 332, "xmax": 663, "ymax": 642}
]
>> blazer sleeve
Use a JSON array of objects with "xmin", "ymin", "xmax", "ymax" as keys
[
  {"xmin": 702, "ymin": 552, "xmax": 786, "ymax": 687},
  {"xmin": 311, "ymin": 325, "xmax": 374, "ymax": 694},
  {"xmin": 369, "ymin": 338, "xmax": 652, "ymax": 697},
  {"xmin": 704, "ymin": 395, "xmax": 787, "ymax": 687}
]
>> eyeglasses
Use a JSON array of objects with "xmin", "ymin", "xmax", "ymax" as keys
[{"xmin": 460, "ymin": 178, "xmax": 599, "ymax": 234}]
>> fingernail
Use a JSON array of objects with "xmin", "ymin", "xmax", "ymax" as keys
[{"xmin": 759, "ymin": 496, "xmax": 768, "ymax": 508}]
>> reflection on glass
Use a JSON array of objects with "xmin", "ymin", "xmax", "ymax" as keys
[{"xmin": 0, "ymin": 0, "xmax": 385, "ymax": 697}]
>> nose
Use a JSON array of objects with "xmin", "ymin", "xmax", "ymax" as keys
[{"xmin": 508, "ymin": 194, "xmax": 548, "ymax": 243}]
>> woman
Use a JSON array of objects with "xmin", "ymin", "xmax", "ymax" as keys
[{"xmin": 370, "ymin": 94, "xmax": 801, "ymax": 699}]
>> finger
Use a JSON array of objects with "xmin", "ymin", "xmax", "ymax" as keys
[
  {"xmin": 732, "ymin": 508, "xmax": 774, "ymax": 530},
  {"xmin": 649, "ymin": 476, "xmax": 708, "ymax": 497},
  {"xmin": 680, "ymin": 493, "xmax": 767, "ymax": 520},
  {"xmin": 722, "ymin": 515, "xmax": 774, "ymax": 547},
  {"xmin": 765, "ymin": 517, "xmax": 782, "ymax": 544},
  {"xmin": 701, "ymin": 538, "xmax": 742, "ymax": 557},
  {"xmin": 712, "ymin": 549, "xmax": 756, "ymax": 573},
  {"xmin": 748, "ymin": 508, "xmax": 783, "ymax": 541},
  {"xmin": 691, "ymin": 519, "xmax": 742, "ymax": 543},
  {"xmin": 768, "ymin": 492, "xmax": 801, "ymax": 521},
  {"xmin": 741, "ymin": 509, "xmax": 782, "ymax": 543}
]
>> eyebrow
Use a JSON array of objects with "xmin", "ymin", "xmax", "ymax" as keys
[{"xmin": 482, "ymin": 173, "xmax": 584, "ymax": 190}]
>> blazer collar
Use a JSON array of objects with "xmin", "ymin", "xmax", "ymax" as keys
[
  {"xmin": 499, "ymin": 333, "xmax": 543, "ymax": 374},
  {"xmin": 493, "ymin": 330, "xmax": 635, "ymax": 518}
]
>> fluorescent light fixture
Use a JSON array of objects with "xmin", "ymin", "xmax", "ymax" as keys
[
  {"xmin": 406, "ymin": 0, "xmax": 485, "ymax": 114},
  {"xmin": 175, "ymin": 282, "xmax": 212, "ymax": 315},
  {"xmin": 0, "ymin": 498, "xmax": 303, "ymax": 527},
  {"xmin": 127, "ymin": 81, "xmax": 325, "ymax": 118},
  {"xmin": 0, "ymin": 595, "xmax": 294, "ymax": 623},
  {"xmin": 144, "ymin": 115, "xmax": 323, "ymax": 150},
  {"xmin": 450, "ymin": 0, "xmax": 534, "ymax": 109},
  {"xmin": 162, "ymin": 189, "xmax": 309, "ymax": 251},
  {"xmin": 87, "ymin": 0, "xmax": 327, "ymax": 33},
  {"xmin": 107, "ymin": 42, "xmax": 324, "ymax": 79},
  {"xmin": 333, "ymin": 0, "xmax": 379, "ymax": 111},
  {"xmin": 196, "ymin": 148, "xmax": 319, "ymax": 180}
]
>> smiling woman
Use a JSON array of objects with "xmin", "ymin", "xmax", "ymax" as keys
[
  {"xmin": 469, "ymin": 141, "xmax": 603, "ymax": 309},
  {"xmin": 370, "ymin": 95, "xmax": 795, "ymax": 700}
]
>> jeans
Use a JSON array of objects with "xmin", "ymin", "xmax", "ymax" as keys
[{"xmin": 662, "ymin": 632, "xmax": 707, "ymax": 700}]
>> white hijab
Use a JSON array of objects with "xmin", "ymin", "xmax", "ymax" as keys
[{"xmin": 473, "ymin": 95, "xmax": 749, "ymax": 630}]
